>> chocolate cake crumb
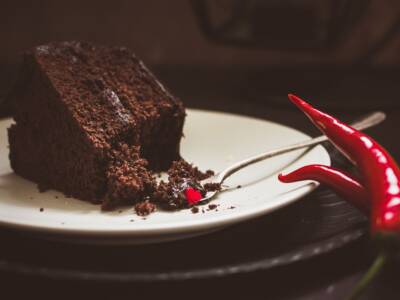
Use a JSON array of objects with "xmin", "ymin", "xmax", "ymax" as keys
[
  {"xmin": 134, "ymin": 200, "xmax": 156, "ymax": 216},
  {"xmin": 152, "ymin": 160, "xmax": 217, "ymax": 210},
  {"xmin": 204, "ymin": 182, "xmax": 221, "ymax": 192},
  {"xmin": 208, "ymin": 204, "xmax": 218, "ymax": 210},
  {"xmin": 229, "ymin": 206, "xmax": 236, "ymax": 209},
  {"xmin": 167, "ymin": 160, "xmax": 212, "ymax": 182},
  {"xmin": 237, "ymin": 185, "xmax": 242, "ymax": 189},
  {"xmin": 39, "ymin": 208, "xmax": 44, "ymax": 212},
  {"xmin": 191, "ymin": 207, "xmax": 199, "ymax": 214}
]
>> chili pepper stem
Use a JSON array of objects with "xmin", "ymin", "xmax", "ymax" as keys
[{"xmin": 346, "ymin": 252, "xmax": 389, "ymax": 300}]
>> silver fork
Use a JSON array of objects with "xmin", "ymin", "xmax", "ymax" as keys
[{"xmin": 198, "ymin": 111, "xmax": 386, "ymax": 203}]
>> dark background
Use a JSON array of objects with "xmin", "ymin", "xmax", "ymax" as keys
[
  {"xmin": 2, "ymin": 0, "xmax": 400, "ymax": 67},
  {"xmin": 1, "ymin": 1, "xmax": 400, "ymax": 299},
  {"xmin": 2, "ymin": 0, "xmax": 400, "ymax": 117}
]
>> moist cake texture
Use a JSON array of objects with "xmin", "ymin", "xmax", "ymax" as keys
[{"xmin": 8, "ymin": 41, "xmax": 185, "ymax": 209}]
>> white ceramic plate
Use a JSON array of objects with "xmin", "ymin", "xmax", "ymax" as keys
[{"xmin": 0, "ymin": 109, "xmax": 330, "ymax": 244}]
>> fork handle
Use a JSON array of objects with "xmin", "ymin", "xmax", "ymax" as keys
[{"xmin": 217, "ymin": 111, "xmax": 386, "ymax": 183}]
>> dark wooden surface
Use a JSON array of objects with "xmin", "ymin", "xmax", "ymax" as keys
[{"xmin": 1, "ymin": 67, "xmax": 400, "ymax": 299}]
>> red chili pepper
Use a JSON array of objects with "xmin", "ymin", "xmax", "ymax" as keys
[
  {"xmin": 278, "ymin": 94, "xmax": 400, "ymax": 300},
  {"xmin": 285, "ymin": 94, "xmax": 400, "ymax": 238},
  {"xmin": 278, "ymin": 165, "xmax": 369, "ymax": 214}
]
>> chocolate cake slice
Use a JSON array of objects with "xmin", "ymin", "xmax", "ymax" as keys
[{"xmin": 7, "ymin": 41, "xmax": 185, "ymax": 209}]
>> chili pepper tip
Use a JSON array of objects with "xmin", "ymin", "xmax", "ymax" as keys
[
  {"xmin": 288, "ymin": 93, "xmax": 307, "ymax": 107},
  {"xmin": 287, "ymin": 94, "xmax": 340, "ymax": 136},
  {"xmin": 277, "ymin": 173, "xmax": 289, "ymax": 183},
  {"xmin": 287, "ymin": 94, "xmax": 320, "ymax": 120}
]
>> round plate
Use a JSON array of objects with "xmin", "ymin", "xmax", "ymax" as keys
[{"xmin": 0, "ymin": 109, "xmax": 330, "ymax": 244}]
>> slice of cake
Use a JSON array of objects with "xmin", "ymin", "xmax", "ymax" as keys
[{"xmin": 7, "ymin": 41, "xmax": 185, "ymax": 209}]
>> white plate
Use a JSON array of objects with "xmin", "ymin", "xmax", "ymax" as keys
[{"xmin": 0, "ymin": 109, "xmax": 330, "ymax": 244}]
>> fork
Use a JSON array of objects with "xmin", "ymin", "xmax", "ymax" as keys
[{"xmin": 198, "ymin": 111, "xmax": 386, "ymax": 203}]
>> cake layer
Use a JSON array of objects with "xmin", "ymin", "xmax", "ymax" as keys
[{"xmin": 8, "ymin": 41, "xmax": 185, "ymax": 206}]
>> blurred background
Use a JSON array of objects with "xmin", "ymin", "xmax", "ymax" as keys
[
  {"xmin": 2, "ymin": 0, "xmax": 400, "ymax": 66},
  {"xmin": 1, "ymin": 0, "xmax": 400, "ymax": 114}
]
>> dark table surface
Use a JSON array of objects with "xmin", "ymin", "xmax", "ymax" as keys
[{"xmin": 0, "ymin": 66, "xmax": 399, "ymax": 299}]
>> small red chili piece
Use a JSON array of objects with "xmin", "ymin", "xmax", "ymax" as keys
[{"xmin": 184, "ymin": 187, "xmax": 202, "ymax": 205}]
